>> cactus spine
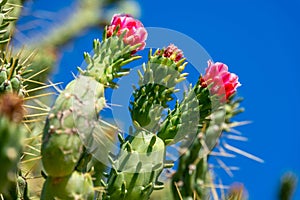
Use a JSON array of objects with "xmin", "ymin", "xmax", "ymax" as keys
[
  {"xmin": 130, "ymin": 48, "xmax": 187, "ymax": 130},
  {"xmin": 103, "ymin": 46, "xmax": 187, "ymax": 199},
  {"xmin": 0, "ymin": 6, "xmax": 268, "ymax": 199},
  {"xmin": 41, "ymin": 30, "xmax": 142, "ymax": 199},
  {"xmin": 0, "ymin": 93, "xmax": 25, "ymax": 198},
  {"xmin": 105, "ymin": 130, "xmax": 165, "ymax": 199},
  {"xmin": 0, "ymin": 0, "xmax": 17, "ymax": 46},
  {"xmin": 170, "ymin": 91, "xmax": 244, "ymax": 199}
]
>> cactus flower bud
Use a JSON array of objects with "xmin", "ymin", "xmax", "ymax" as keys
[
  {"xmin": 163, "ymin": 44, "xmax": 184, "ymax": 62},
  {"xmin": 200, "ymin": 60, "xmax": 241, "ymax": 101},
  {"xmin": 106, "ymin": 14, "xmax": 147, "ymax": 52}
]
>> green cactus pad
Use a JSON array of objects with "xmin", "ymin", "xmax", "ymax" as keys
[
  {"xmin": 42, "ymin": 76, "xmax": 105, "ymax": 177},
  {"xmin": 0, "ymin": 56, "xmax": 26, "ymax": 96},
  {"xmin": 0, "ymin": 116, "xmax": 24, "ymax": 194},
  {"xmin": 41, "ymin": 130, "xmax": 82, "ymax": 177},
  {"xmin": 41, "ymin": 171, "xmax": 94, "ymax": 200},
  {"xmin": 0, "ymin": 0, "xmax": 17, "ymax": 45},
  {"xmin": 105, "ymin": 131, "xmax": 165, "ymax": 200},
  {"xmin": 130, "ymin": 48, "xmax": 188, "ymax": 131},
  {"xmin": 157, "ymin": 85, "xmax": 199, "ymax": 145},
  {"xmin": 79, "ymin": 34, "xmax": 141, "ymax": 88}
]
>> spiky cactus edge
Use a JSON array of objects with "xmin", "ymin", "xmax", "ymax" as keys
[
  {"xmin": 103, "ymin": 46, "xmax": 187, "ymax": 200},
  {"xmin": 40, "ymin": 27, "xmax": 143, "ymax": 199}
]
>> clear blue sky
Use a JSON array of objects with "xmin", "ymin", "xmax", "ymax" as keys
[{"xmin": 16, "ymin": 0, "xmax": 300, "ymax": 199}]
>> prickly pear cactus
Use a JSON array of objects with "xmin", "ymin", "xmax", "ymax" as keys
[
  {"xmin": 0, "ymin": 52, "xmax": 29, "ymax": 96},
  {"xmin": 105, "ymin": 130, "xmax": 165, "ymax": 200},
  {"xmin": 0, "ymin": 6, "xmax": 271, "ymax": 199},
  {"xmin": 41, "ymin": 76, "xmax": 105, "ymax": 177},
  {"xmin": 0, "ymin": 93, "xmax": 25, "ymax": 196},
  {"xmin": 41, "ymin": 171, "xmax": 94, "ymax": 200},
  {"xmin": 0, "ymin": 117, "xmax": 24, "ymax": 194},
  {"xmin": 41, "ymin": 20, "xmax": 144, "ymax": 198},
  {"xmin": 80, "ymin": 34, "xmax": 142, "ymax": 88},
  {"xmin": 0, "ymin": 0, "xmax": 17, "ymax": 46},
  {"xmin": 103, "ymin": 45, "xmax": 186, "ymax": 200},
  {"xmin": 130, "ymin": 47, "xmax": 187, "ymax": 130}
]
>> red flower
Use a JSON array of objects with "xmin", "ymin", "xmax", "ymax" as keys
[
  {"xmin": 106, "ymin": 14, "xmax": 147, "ymax": 52},
  {"xmin": 201, "ymin": 60, "xmax": 241, "ymax": 101},
  {"xmin": 163, "ymin": 44, "xmax": 184, "ymax": 62}
]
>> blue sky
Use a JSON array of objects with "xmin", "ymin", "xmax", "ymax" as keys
[
  {"xmin": 17, "ymin": 0, "xmax": 300, "ymax": 199},
  {"xmin": 140, "ymin": 1, "xmax": 300, "ymax": 199}
]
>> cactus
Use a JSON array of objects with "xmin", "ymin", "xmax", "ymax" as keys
[
  {"xmin": 279, "ymin": 172, "xmax": 297, "ymax": 200},
  {"xmin": 0, "ymin": 4, "xmax": 284, "ymax": 199},
  {"xmin": 104, "ymin": 130, "xmax": 165, "ymax": 199},
  {"xmin": 41, "ymin": 33, "xmax": 142, "ymax": 176},
  {"xmin": 0, "ymin": 50, "xmax": 35, "ymax": 96},
  {"xmin": 41, "ymin": 21, "xmax": 144, "ymax": 198},
  {"xmin": 0, "ymin": 0, "xmax": 18, "ymax": 47},
  {"xmin": 103, "ymin": 45, "xmax": 186, "ymax": 200},
  {"xmin": 41, "ymin": 171, "xmax": 94, "ymax": 200},
  {"xmin": 130, "ymin": 47, "xmax": 187, "ymax": 130},
  {"xmin": 0, "ymin": 93, "xmax": 25, "ymax": 197},
  {"xmin": 168, "ymin": 62, "xmax": 243, "ymax": 200}
]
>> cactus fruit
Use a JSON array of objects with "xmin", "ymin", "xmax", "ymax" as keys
[
  {"xmin": 41, "ymin": 171, "xmax": 94, "ymax": 200},
  {"xmin": 0, "ymin": 93, "xmax": 25, "ymax": 195}
]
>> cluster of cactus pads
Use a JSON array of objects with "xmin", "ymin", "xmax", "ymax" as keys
[
  {"xmin": 39, "ymin": 14, "xmax": 244, "ymax": 200},
  {"xmin": 1, "ymin": 2, "xmax": 294, "ymax": 199}
]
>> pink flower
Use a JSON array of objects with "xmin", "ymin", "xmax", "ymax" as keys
[
  {"xmin": 163, "ymin": 44, "xmax": 184, "ymax": 62},
  {"xmin": 106, "ymin": 14, "xmax": 147, "ymax": 52},
  {"xmin": 200, "ymin": 60, "xmax": 241, "ymax": 101}
]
